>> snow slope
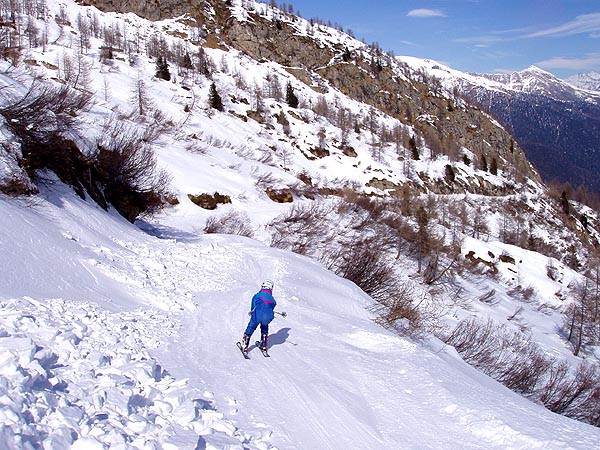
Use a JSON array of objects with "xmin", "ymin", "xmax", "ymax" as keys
[
  {"xmin": 1, "ymin": 0, "xmax": 600, "ymax": 447},
  {"xmin": 2, "ymin": 185, "xmax": 600, "ymax": 449}
]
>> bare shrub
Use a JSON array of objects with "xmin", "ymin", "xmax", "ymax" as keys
[
  {"xmin": 521, "ymin": 285, "xmax": 537, "ymax": 302},
  {"xmin": 0, "ymin": 82, "xmax": 92, "ymax": 181},
  {"xmin": 269, "ymin": 202, "xmax": 330, "ymax": 254},
  {"xmin": 542, "ymin": 361, "xmax": 600, "ymax": 425},
  {"xmin": 423, "ymin": 245, "xmax": 461, "ymax": 285},
  {"xmin": 369, "ymin": 280, "xmax": 421, "ymax": 333},
  {"xmin": 446, "ymin": 317, "xmax": 600, "ymax": 426},
  {"xmin": 539, "ymin": 361, "xmax": 571, "ymax": 409},
  {"xmin": 336, "ymin": 193, "xmax": 397, "ymax": 244},
  {"xmin": 0, "ymin": 82, "xmax": 169, "ymax": 222},
  {"xmin": 329, "ymin": 237, "xmax": 397, "ymax": 303},
  {"xmin": 507, "ymin": 306, "xmax": 524, "ymax": 321},
  {"xmin": 445, "ymin": 318, "xmax": 499, "ymax": 366},
  {"xmin": 477, "ymin": 289, "xmax": 498, "ymax": 305},
  {"xmin": 446, "ymin": 318, "xmax": 553, "ymax": 395},
  {"xmin": 258, "ymin": 148, "xmax": 275, "ymax": 165},
  {"xmin": 185, "ymin": 141, "xmax": 208, "ymax": 154},
  {"xmin": 0, "ymin": 82, "xmax": 94, "ymax": 196},
  {"xmin": 324, "ymin": 234, "xmax": 422, "ymax": 333},
  {"xmin": 0, "ymin": 82, "xmax": 92, "ymax": 140},
  {"xmin": 269, "ymin": 192, "xmax": 429, "ymax": 332},
  {"xmin": 95, "ymin": 121, "xmax": 171, "ymax": 221},
  {"xmin": 142, "ymin": 115, "xmax": 170, "ymax": 143},
  {"xmin": 507, "ymin": 285, "xmax": 537, "ymax": 304},
  {"xmin": 254, "ymin": 171, "xmax": 278, "ymax": 190},
  {"xmin": 204, "ymin": 210, "xmax": 254, "ymax": 238},
  {"xmin": 492, "ymin": 335, "xmax": 550, "ymax": 394}
]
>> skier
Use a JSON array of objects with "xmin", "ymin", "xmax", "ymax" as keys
[{"xmin": 241, "ymin": 280, "xmax": 277, "ymax": 353}]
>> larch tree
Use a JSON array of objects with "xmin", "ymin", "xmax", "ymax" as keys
[{"xmin": 130, "ymin": 76, "xmax": 154, "ymax": 116}]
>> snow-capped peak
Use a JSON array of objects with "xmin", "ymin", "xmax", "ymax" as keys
[
  {"xmin": 481, "ymin": 65, "xmax": 571, "ymax": 97},
  {"xmin": 565, "ymin": 71, "xmax": 600, "ymax": 92},
  {"xmin": 521, "ymin": 65, "xmax": 553, "ymax": 75}
]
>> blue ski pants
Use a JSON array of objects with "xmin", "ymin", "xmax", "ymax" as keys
[{"xmin": 244, "ymin": 315, "xmax": 270, "ymax": 337}]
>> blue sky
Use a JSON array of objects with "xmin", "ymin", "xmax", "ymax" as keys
[{"xmin": 285, "ymin": 1, "xmax": 600, "ymax": 78}]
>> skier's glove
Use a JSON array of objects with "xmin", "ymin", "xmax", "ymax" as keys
[{"xmin": 247, "ymin": 311, "xmax": 252, "ymax": 316}]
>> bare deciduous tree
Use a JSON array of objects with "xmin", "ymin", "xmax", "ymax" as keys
[
  {"xmin": 563, "ymin": 278, "xmax": 599, "ymax": 356},
  {"xmin": 130, "ymin": 75, "xmax": 154, "ymax": 116}
]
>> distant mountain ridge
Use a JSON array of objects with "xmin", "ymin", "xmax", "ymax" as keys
[
  {"xmin": 565, "ymin": 72, "xmax": 600, "ymax": 92},
  {"xmin": 481, "ymin": 66, "xmax": 599, "ymax": 101},
  {"xmin": 396, "ymin": 57, "xmax": 600, "ymax": 194}
]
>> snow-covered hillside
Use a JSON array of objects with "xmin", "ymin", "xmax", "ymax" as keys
[
  {"xmin": 566, "ymin": 71, "xmax": 600, "ymax": 93},
  {"xmin": 2, "ymin": 183, "xmax": 600, "ymax": 449},
  {"xmin": 1, "ymin": 0, "xmax": 600, "ymax": 448}
]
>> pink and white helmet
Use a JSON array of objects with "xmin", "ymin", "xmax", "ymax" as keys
[{"xmin": 261, "ymin": 280, "xmax": 274, "ymax": 291}]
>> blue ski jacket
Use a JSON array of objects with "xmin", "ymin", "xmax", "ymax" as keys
[{"xmin": 251, "ymin": 289, "xmax": 277, "ymax": 324}]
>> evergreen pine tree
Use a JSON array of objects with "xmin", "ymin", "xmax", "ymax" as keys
[
  {"xmin": 409, "ymin": 135, "xmax": 419, "ymax": 160},
  {"xmin": 285, "ymin": 82, "xmax": 299, "ymax": 108},
  {"xmin": 155, "ymin": 55, "xmax": 171, "ymax": 81},
  {"xmin": 480, "ymin": 155, "xmax": 488, "ymax": 172},
  {"xmin": 342, "ymin": 47, "xmax": 351, "ymax": 62},
  {"xmin": 490, "ymin": 157, "xmax": 498, "ymax": 175},
  {"xmin": 561, "ymin": 190, "xmax": 571, "ymax": 216},
  {"xmin": 445, "ymin": 164, "xmax": 455, "ymax": 183},
  {"xmin": 208, "ymin": 82, "xmax": 223, "ymax": 111},
  {"xmin": 197, "ymin": 48, "xmax": 211, "ymax": 76},
  {"xmin": 182, "ymin": 52, "xmax": 193, "ymax": 70}
]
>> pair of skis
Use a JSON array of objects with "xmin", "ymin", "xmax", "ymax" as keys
[
  {"xmin": 236, "ymin": 310, "xmax": 286, "ymax": 359},
  {"xmin": 236, "ymin": 341, "xmax": 269, "ymax": 359}
]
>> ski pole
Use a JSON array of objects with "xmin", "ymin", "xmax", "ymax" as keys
[{"xmin": 275, "ymin": 311, "xmax": 287, "ymax": 317}]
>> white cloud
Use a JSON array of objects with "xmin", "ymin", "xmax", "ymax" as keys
[
  {"xmin": 399, "ymin": 40, "xmax": 419, "ymax": 47},
  {"xmin": 455, "ymin": 14, "xmax": 600, "ymax": 49},
  {"xmin": 454, "ymin": 35, "xmax": 506, "ymax": 45},
  {"xmin": 536, "ymin": 54, "xmax": 600, "ymax": 70},
  {"xmin": 525, "ymin": 13, "xmax": 600, "ymax": 38},
  {"xmin": 407, "ymin": 9, "xmax": 446, "ymax": 18}
]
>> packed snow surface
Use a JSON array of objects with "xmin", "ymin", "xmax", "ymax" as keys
[{"xmin": 1, "ymin": 185, "xmax": 600, "ymax": 449}]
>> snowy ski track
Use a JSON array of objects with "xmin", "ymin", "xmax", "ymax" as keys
[
  {"xmin": 133, "ymin": 233, "xmax": 599, "ymax": 450},
  {"xmin": 2, "ymin": 192, "xmax": 600, "ymax": 449}
]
